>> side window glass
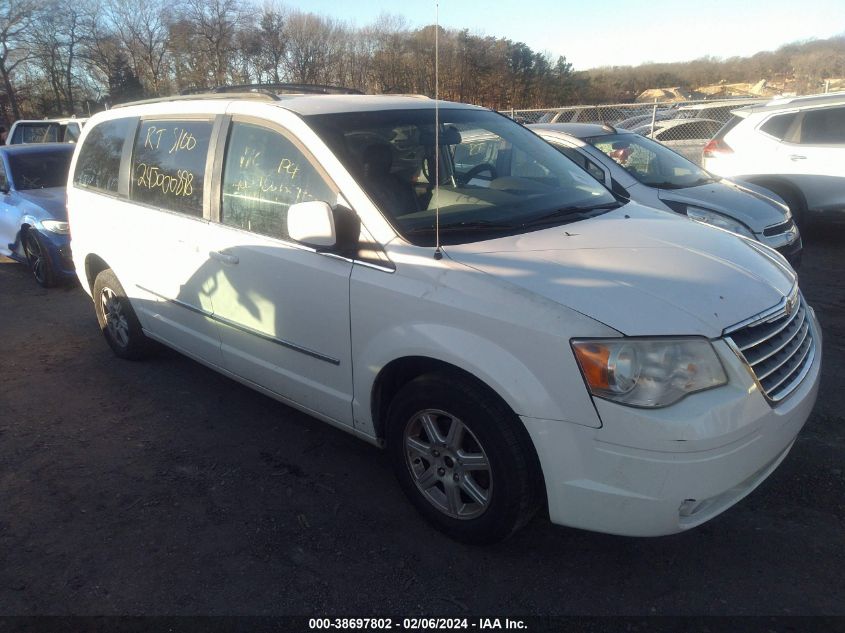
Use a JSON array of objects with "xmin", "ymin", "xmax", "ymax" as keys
[
  {"xmin": 556, "ymin": 145, "xmax": 606, "ymax": 183},
  {"xmin": 556, "ymin": 146, "xmax": 587, "ymax": 170},
  {"xmin": 73, "ymin": 117, "xmax": 135, "ymax": 193},
  {"xmin": 760, "ymin": 113, "xmax": 796, "ymax": 140},
  {"xmin": 13, "ymin": 124, "xmax": 56, "ymax": 144},
  {"xmin": 65, "ymin": 123, "xmax": 81, "ymax": 143},
  {"xmin": 585, "ymin": 159, "xmax": 606, "ymax": 183},
  {"xmin": 657, "ymin": 124, "xmax": 691, "ymax": 141},
  {"xmin": 130, "ymin": 119, "xmax": 212, "ymax": 216},
  {"xmin": 799, "ymin": 107, "xmax": 845, "ymax": 145},
  {"xmin": 0, "ymin": 163, "xmax": 7, "ymax": 190},
  {"xmin": 221, "ymin": 121, "xmax": 336, "ymax": 241}
]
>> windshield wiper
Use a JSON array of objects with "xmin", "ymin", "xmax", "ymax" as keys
[
  {"xmin": 648, "ymin": 177, "xmax": 715, "ymax": 190},
  {"xmin": 520, "ymin": 202, "xmax": 621, "ymax": 228},
  {"xmin": 404, "ymin": 220, "xmax": 516, "ymax": 235},
  {"xmin": 645, "ymin": 181, "xmax": 687, "ymax": 189}
]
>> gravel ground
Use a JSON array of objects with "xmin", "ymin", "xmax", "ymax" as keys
[{"xmin": 0, "ymin": 224, "xmax": 843, "ymax": 617}]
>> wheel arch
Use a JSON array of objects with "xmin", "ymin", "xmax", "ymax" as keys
[
  {"xmin": 371, "ymin": 356, "xmax": 504, "ymax": 442},
  {"xmin": 15, "ymin": 222, "xmax": 33, "ymax": 256},
  {"xmin": 372, "ymin": 354, "xmax": 547, "ymax": 507},
  {"xmin": 744, "ymin": 176, "xmax": 808, "ymax": 218},
  {"xmin": 84, "ymin": 254, "xmax": 111, "ymax": 294}
]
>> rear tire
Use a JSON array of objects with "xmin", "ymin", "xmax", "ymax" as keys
[
  {"xmin": 92, "ymin": 268, "xmax": 154, "ymax": 360},
  {"xmin": 386, "ymin": 371, "xmax": 543, "ymax": 544}
]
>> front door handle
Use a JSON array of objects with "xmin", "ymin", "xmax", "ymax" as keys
[
  {"xmin": 209, "ymin": 250, "xmax": 239, "ymax": 265},
  {"xmin": 789, "ymin": 154, "xmax": 807, "ymax": 161}
]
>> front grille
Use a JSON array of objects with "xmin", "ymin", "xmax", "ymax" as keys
[
  {"xmin": 763, "ymin": 219, "xmax": 795, "ymax": 237},
  {"xmin": 725, "ymin": 290, "xmax": 815, "ymax": 402}
]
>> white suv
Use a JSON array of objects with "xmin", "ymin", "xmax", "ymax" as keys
[
  {"xmin": 8, "ymin": 117, "xmax": 87, "ymax": 144},
  {"xmin": 703, "ymin": 92, "xmax": 845, "ymax": 224},
  {"xmin": 67, "ymin": 90, "xmax": 821, "ymax": 543}
]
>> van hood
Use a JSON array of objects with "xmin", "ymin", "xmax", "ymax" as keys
[
  {"xmin": 443, "ymin": 204, "xmax": 795, "ymax": 337},
  {"xmin": 16, "ymin": 187, "xmax": 67, "ymax": 220},
  {"xmin": 656, "ymin": 179, "xmax": 788, "ymax": 234}
]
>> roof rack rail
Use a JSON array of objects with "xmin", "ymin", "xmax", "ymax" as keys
[
  {"xmin": 210, "ymin": 83, "xmax": 364, "ymax": 96},
  {"xmin": 113, "ymin": 91, "xmax": 281, "ymax": 109}
]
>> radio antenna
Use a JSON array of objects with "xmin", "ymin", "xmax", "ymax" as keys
[{"xmin": 433, "ymin": 0, "xmax": 443, "ymax": 260}]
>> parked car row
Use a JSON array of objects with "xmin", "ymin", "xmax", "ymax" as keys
[
  {"xmin": 1, "ymin": 88, "xmax": 824, "ymax": 546},
  {"xmin": 532, "ymin": 98, "xmax": 767, "ymax": 165},
  {"xmin": 538, "ymin": 98, "xmax": 764, "ymax": 130}
]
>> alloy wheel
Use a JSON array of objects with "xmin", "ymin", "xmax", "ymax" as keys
[
  {"xmin": 100, "ymin": 287, "xmax": 130, "ymax": 349},
  {"xmin": 24, "ymin": 234, "xmax": 46, "ymax": 284},
  {"xmin": 404, "ymin": 409, "xmax": 492, "ymax": 520}
]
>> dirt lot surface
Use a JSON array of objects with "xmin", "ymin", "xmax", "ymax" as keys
[{"xmin": 1, "ymin": 225, "xmax": 843, "ymax": 617}]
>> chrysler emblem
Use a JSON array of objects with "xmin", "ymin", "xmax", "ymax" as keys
[{"xmin": 785, "ymin": 294, "xmax": 797, "ymax": 317}]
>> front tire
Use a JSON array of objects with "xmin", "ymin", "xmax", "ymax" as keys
[
  {"xmin": 386, "ymin": 371, "xmax": 542, "ymax": 544},
  {"xmin": 92, "ymin": 268, "xmax": 153, "ymax": 360},
  {"xmin": 23, "ymin": 230, "xmax": 57, "ymax": 288}
]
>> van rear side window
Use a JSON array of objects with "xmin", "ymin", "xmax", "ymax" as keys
[
  {"xmin": 73, "ymin": 118, "xmax": 134, "ymax": 193},
  {"xmin": 130, "ymin": 120, "xmax": 212, "ymax": 217}
]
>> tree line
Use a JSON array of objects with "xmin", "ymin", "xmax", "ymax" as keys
[{"xmin": 0, "ymin": 0, "xmax": 843, "ymax": 121}]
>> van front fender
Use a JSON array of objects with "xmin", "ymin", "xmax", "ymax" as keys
[{"xmin": 352, "ymin": 322, "xmax": 603, "ymax": 439}]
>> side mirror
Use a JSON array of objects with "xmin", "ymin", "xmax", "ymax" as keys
[{"xmin": 288, "ymin": 200, "xmax": 336, "ymax": 248}]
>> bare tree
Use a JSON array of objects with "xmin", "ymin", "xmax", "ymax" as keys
[
  {"xmin": 369, "ymin": 13, "xmax": 409, "ymax": 93},
  {"xmin": 29, "ymin": 0, "xmax": 85, "ymax": 114},
  {"xmin": 0, "ymin": 0, "xmax": 36, "ymax": 119},
  {"xmin": 180, "ymin": 0, "xmax": 242, "ymax": 87},
  {"xmin": 106, "ymin": 0, "xmax": 174, "ymax": 96},
  {"xmin": 283, "ymin": 10, "xmax": 339, "ymax": 85},
  {"xmin": 258, "ymin": 2, "xmax": 285, "ymax": 83}
]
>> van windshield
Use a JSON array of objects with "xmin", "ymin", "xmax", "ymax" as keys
[{"xmin": 306, "ymin": 108, "xmax": 619, "ymax": 245}]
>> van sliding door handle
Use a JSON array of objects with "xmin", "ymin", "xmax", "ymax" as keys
[
  {"xmin": 789, "ymin": 154, "xmax": 807, "ymax": 161},
  {"xmin": 209, "ymin": 250, "xmax": 239, "ymax": 265}
]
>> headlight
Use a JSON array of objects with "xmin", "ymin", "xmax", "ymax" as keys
[
  {"xmin": 41, "ymin": 220, "xmax": 70, "ymax": 234},
  {"xmin": 685, "ymin": 206, "xmax": 756, "ymax": 239},
  {"xmin": 571, "ymin": 337, "xmax": 727, "ymax": 408}
]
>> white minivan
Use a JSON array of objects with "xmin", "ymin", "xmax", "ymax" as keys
[{"xmin": 67, "ymin": 91, "xmax": 821, "ymax": 543}]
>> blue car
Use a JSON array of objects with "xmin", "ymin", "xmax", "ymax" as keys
[{"xmin": 0, "ymin": 143, "xmax": 75, "ymax": 286}]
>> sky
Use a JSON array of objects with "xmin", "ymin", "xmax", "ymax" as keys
[{"xmin": 273, "ymin": 0, "xmax": 845, "ymax": 70}]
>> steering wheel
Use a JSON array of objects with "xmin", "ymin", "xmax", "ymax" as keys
[{"xmin": 459, "ymin": 163, "xmax": 498, "ymax": 184}]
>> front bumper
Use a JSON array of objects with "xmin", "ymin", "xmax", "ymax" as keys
[
  {"xmin": 772, "ymin": 235, "xmax": 802, "ymax": 269},
  {"xmin": 523, "ymin": 312, "xmax": 822, "ymax": 537},
  {"xmin": 760, "ymin": 224, "xmax": 802, "ymax": 268},
  {"xmin": 38, "ymin": 230, "xmax": 76, "ymax": 277}
]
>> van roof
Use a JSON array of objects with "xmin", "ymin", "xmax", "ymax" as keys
[
  {"xmin": 110, "ymin": 93, "xmax": 483, "ymax": 116},
  {"xmin": 11, "ymin": 118, "xmax": 88, "ymax": 124}
]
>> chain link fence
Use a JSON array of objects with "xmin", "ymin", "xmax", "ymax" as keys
[{"xmin": 503, "ymin": 98, "xmax": 766, "ymax": 165}]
